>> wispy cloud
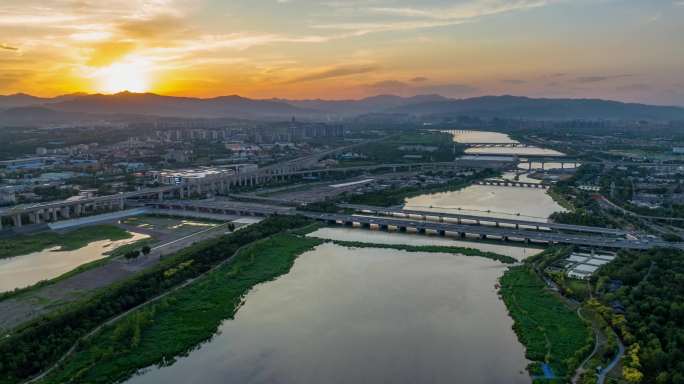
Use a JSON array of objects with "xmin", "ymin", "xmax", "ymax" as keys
[
  {"xmin": 286, "ymin": 64, "xmax": 379, "ymax": 83},
  {"xmin": 363, "ymin": 79, "xmax": 478, "ymax": 97},
  {"xmin": 315, "ymin": 0, "xmax": 556, "ymax": 35},
  {"xmin": 0, "ymin": 44, "xmax": 18, "ymax": 51},
  {"xmin": 574, "ymin": 74, "xmax": 634, "ymax": 83}
]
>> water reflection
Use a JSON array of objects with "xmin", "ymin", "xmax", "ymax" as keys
[
  {"xmin": 0, "ymin": 232, "xmax": 148, "ymax": 293},
  {"xmin": 126, "ymin": 243, "xmax": 530, "ymax": 384},
  {"xmin": 308, "ymin": 227, "xmax": 541, "ymax": 260},
  {"xmin": 404, "ymin": 185, "xmax": 566, "ymax": 223}
]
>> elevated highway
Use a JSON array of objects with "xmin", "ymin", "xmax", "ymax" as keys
[
  {"xmin": 302, "ymin": 212, "xmax": 674, "ymax": 250},
  {"xmin": 141, "ymin": 199, "xmax": 676, "ymax": 250},
  {"xmin": 338, "ymin": 204, "xmax": 630, "ymax": 236}
]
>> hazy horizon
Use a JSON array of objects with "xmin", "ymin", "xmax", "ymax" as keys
[{"xmin": 3, "ymin": 90, "xmax": 684, "ymax": 108}]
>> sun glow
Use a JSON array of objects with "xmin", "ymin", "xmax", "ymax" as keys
[{"xmin": 93, "ymin": 59, "xmax": 151, "ymax": 94}]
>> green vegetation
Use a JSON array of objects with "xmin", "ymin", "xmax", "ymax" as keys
[
  {"xmin": 547, "ymin": 165, "xmax": 620, "ymax": 228},
  {"xmin": 329, "ymin": 240, "xmax": 517, "ymax": 264},
  {"xmin": 348, "ymin": 168, "xmax": 498, "ymax": 207},
  {"xmin": 0, "ymin": 225, "xmax": 132, "ymax": 260},
  {"xmin": 0, "ymin": 216, "xmax": 312, "ymax": 384},
  {"xmin": 349, "ymin": 131, "xmax": 463, "ymax": 164},
  {"xmin": 500, "ymin": 265, "xmax": 593, "ymax": 380},
  {"xmin": 594, "ymin": 249, "xmax": 684, "ymax": 383},
  {"xmin": 36, "ymin": 234, "xmax": 322, "ymax": 384}
]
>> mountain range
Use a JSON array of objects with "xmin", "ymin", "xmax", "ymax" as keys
[{"xmin": 2, "ymin": 92, "xmax": 684, "ymax": 123}]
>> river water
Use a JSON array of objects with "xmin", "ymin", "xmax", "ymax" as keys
[
  {"xmin": 0, "ymin": 232, "xmax": 147, "ymax": 293},
  {"xmin": 127, "ymin": 243, "xmax": 530, "ymax": 384},
  {"xmin": 123, "ymin": 130, "xmax": 569, "ymax": 384}
]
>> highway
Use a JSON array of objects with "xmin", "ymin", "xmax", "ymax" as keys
[
  {"xmin": 299, "ymin": 211, "xmax": 676, "ymax": 250},
  {"xmin": 338, "ymin": 204, "xmax": 631, "ymax": 236}
]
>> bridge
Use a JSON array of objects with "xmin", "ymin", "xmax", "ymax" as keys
[
  {"xmin": 302, "ymin": 212, "xmax": 672, "ymax": 250},
  {"xmin": 139, "ymin": 199, "xmax": 675, "ymax": 250},
  {"xmin": 0, "ymin": 156, "xmax": 514, "ymax": 230},
  {"xmin": 475, "ymin": 179, "xmax": 548, "ymax": 189},
  {"xmin": 338, "ymin": 204, "xmax": 629, "ymax": 236},
  {"xmin": 465, "ymin": 143, "xmax": 532, "ymax": 148}
]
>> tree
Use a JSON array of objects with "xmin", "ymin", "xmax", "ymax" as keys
[
  {"xmin": 227, "ymin": 223, "xmax": 236, "ymax": 232},
  {"xmin": 124, "ymin": 250, "xmax": 141, "ymax": 262},
  {"xmin": 141, "ymin": 246, "xmax": 151, "ymax": 255}
]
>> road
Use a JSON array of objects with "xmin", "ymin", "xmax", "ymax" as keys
[{"xmin": 299, "ymin": 211, "xmax": 678, "ymax": 250}]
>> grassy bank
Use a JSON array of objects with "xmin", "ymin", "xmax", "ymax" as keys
[
  {"xmin": 547, "ymin": 187, "xmax": 574, "ymax": 211},
  {"xmin": 499, "ymin": 266, "xmax": 593, "ymax": 381},
  {"xmin": 37, "ymin": 234, "xmax": 322, "ymax": 384},
  {"xmin": 330, "ymin": 240, "xmax": 518, "ymax": 264},
  {"xmin": 0, "ymin": 225, "xmax": 132, "ymax": 260}
]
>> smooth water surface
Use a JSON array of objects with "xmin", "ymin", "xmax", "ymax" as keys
[
  {"xmin": 0, "ymin": 232, "xmax": 148, "ymax": 293},
  {"xmin": 404, "ymin": 184, "xmax": 566, "ymax": 223},
  {"xmin": 308, "ymin": 226, "xmax": 541, "ymax": 260},
  {"xmin": 126, "ymin": 243, "xmax": 530, "ymax": 384}
]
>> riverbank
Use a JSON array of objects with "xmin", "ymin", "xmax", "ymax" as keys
[
  {"xmin": 0, "ymin": 225, "xmax": 132, "ymax": 260},
  {"xmin": 499, "ymin": 265, "xmax": 593, "ymax": 380},
  {"xmin": 330, "ymin": 240, "xmax": 517, "ymax": 264},
  {"xmin": 0, "ymin": 216, "xmax": 312, "ymax": 384},
  {"xmin": 34, "ymin": 234, "xmax": 322, "ymax": 384}
]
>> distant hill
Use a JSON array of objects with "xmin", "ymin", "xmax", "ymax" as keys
[
  {"xmin": 46, "ymin": 92, "xmax": 309, "ymax": 118},
  {"xmin": 0, "ymin": 93, "xmax": 85, "ymax": 109},
  {"xmin": 386, "ymin": 95, "xmax": 684, "ymax": 121},
  {"xmin": 0, "ymin": 106, "xmax": 92, "ymax": 125},
  {"xmin": 277, "ymin": 94, "xmax": 450, "ymax": 115},
  {"xmin": 1, "ymin": 92, "xmax": 683, "ymax": 121}
]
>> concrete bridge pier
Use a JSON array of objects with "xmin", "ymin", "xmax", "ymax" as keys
[{"xmin": 12, "ymin": 214, "xmax": 22, "ymax": 228}]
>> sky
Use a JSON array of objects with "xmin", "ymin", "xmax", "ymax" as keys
[{"xmin": 0, "ymin": 0, "xmax": 683, "ymax": 105}]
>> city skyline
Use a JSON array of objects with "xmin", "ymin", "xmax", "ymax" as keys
[{"xmin": 1, "ymin": 0, "xmax": 683, "ymax": 105}]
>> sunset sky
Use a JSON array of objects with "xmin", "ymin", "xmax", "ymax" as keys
[{"xmin": 1, "ymin": 0, "xmax": 683, "ymax": 104}]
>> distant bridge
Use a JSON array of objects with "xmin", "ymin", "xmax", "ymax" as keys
[{"xmin": 475, "ymin": 179, "xmax": 549, "ymax": 189}]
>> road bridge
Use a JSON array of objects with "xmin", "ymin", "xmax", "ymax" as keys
[
  {"xmin": 338, "ymin": 204, "xmax": 629, "ymax": 236},
  {"xmin": 144, "ymin": 199, "xmax": 674, "ymax": 250},
  {"xmin": 0, "ymin": 158, "xmax": 508, "ymax": 230},
  {"xmin": 466, "ymin": 143, "xmax": 532, "ymax": 148},
  {"xmin": 475, "ymin": 179, "xmax": 548, "ymax": 189},
  {"xmin": 302, "ymin": 211, "xmax": 673, "ymax": 250}
]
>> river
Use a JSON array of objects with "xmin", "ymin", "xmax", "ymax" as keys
[
  {"xmin": 0, "ymin": 232, "xmax": 148, "ymax": 293},
  {"xmin": 127, "ymin": 243, "xmax": 530, "ymax": 384},
  {"xmin": 123, "ymin": 130, "xmax": 569, "ymax": 383}
]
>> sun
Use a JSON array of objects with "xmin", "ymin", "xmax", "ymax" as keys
[{"xmin": 93, "ymin": 59, "xmax": 151, "ymax": 94}]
